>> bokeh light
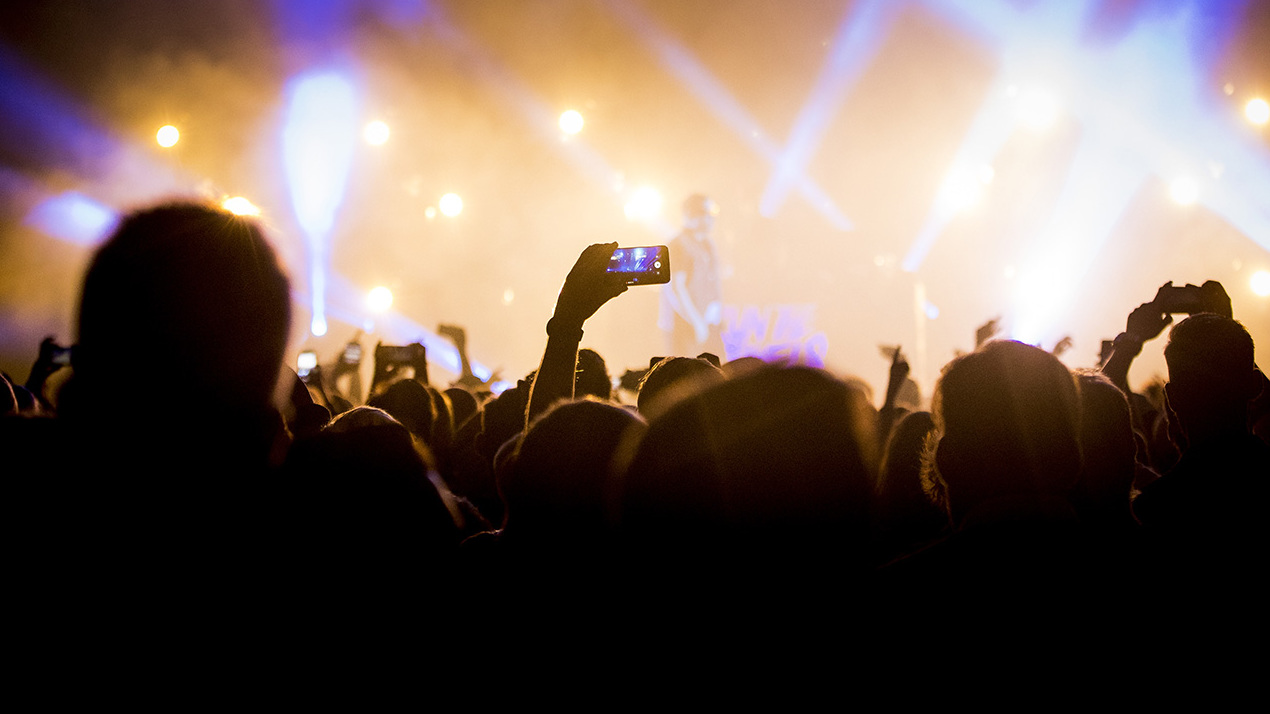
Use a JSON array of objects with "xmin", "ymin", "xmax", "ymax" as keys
[
  {"xmin": 439, "ymin": 192, "xmax": 464, "ymax": 217},
  {"xmin": 623, "ymin": 186, "xmax": 663, "ymax": 221},
  {"xmin": 1015, "ymin": 88, "xmax": 1060, "ymax": 132},
  {"xmin": 221, "ymin": 196, "xmax": 260, "ymax": 216},
  {"xmin": 364, "ymin": 120, "xmax": 390, "ymax": 145},
  {"xmin": 1246, "ymin": 98, "xmax": 1270, "ymax": 126},
  {"xmin": 156, "ymin": 124, "xmax": 180, "ymax": 147},
  {"xmin": 1169, "ymin": 176, "xmax": 1199, "ymax": 205},
  {"xmin": 367, "ymin": 285, "xmax": 393, "ymax": 312},
  {"xmin": 1251, "ymin": 269, "xmax": 1270, "ymax": 297},
  {"xmin": 559, "ymin": 109, "xmax": 584, "ymax": 135}
]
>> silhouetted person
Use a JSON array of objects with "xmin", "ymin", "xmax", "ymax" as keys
[{"xmin": 1132, "ymin": 314, "xmax": 1269, "ymax": 571}]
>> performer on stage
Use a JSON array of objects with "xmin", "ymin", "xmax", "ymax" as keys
[{"xmin": 661, "ymin": 193, "xmax": 725, "ymax": 358}]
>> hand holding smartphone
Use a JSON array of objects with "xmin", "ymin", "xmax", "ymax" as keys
[{"xmin": 607, "ymin": 245, "xmax": 671, "ymax": 285}]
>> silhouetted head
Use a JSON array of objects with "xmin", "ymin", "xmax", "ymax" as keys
[
  {"xmin": 637, "ymin": 356, "xmax": 725, "ymax": 422},
  {"xmin": 1072, "ymin": 369, "xmax": 1136, "ymax": 519},
  {"xmin": 502, "ymin": 399, "xmax": 646, "ymax": 535},
  {"xmin": 928, "ymin": 340, "xmax": 1081, "ymax": 525},
  {"xmin": 73, "ymin": 201, "xmax": 290, "ymax": 416},
  {"xmin": 367, "ymin": 378, "xmax": 436, "ymax": 443},
  {"xmin": 623, "ymin": 366, "xmax": 877, "ymax": 555},
  {"xmin": 1164, "ymin": 313, "xmax": 1259, "ymax": 442},
  {"xmin": 575, "ymin": 347, "xmax": 612, "ymax": 401}
]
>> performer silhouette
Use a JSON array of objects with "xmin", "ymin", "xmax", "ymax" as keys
[{"xmin": 661, "ymin": 194, "xmax": 724, "ymax": 358}]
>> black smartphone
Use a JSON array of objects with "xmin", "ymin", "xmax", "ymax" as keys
[
  {"xmin": 1153, "ymin": 284, "xmax": 1206, "ymax": 314},
  {"xmin": 608, "ymin": 245, "xmax": 670, "ymax": 285}
]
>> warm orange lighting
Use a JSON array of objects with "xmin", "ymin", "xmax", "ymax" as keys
[
  {"xmin": 222, "ymin": 196, "xmax": 261, "ymax": 216},
  {"xmin": 559, "ymin": 110, "xmax": 584, "ymax": 135},
  {"xmin": 1246, "ymin": 98, "xmax": 1269, "ymax": 126},
  {"xmin": 156, "ymin": 125, "xmax": 180, "ymax": 147},
  {"xmin": 367, "ymin": 286, "xmax": 393, "ymax": 312},
  {"xmin": 624, "ymin": 187, "xmax": 663, "ymax": 221},
  {"xmin": 364, "ymin": 120, "xmax": 390, "ymax": 145},
  {"xmin": 439, "ymin": 193, "xmax": 464, "ymax": 217},
  {"xmin": 1251, "ymin": 270, "xmax": 1270, "ymax": 297}
]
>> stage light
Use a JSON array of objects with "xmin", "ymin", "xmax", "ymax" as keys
[
  {"xmin": 503, "ymin": 288, "xmax": 515, "ymax": 305},
  {"xmin": 559, "ymin": 110, "xmax": 584, "ymax": 135},
  {"xmin": 939, "ymin": 168, "xmax": 986, "ymax": 213},
  {"xmin": 221, "ymin": 196, "xmax": 261, "ymax": 216},
  {"xmin": 1246, "ymin": 98, "xmax": 1269, "ymax": 126},
  {"xmin": 1251, "ymin": 270, "xmax": 1270, "ymax": 297},
  {"xmin": 425, "ymin": 206, "xmax": 437, "ymax": 220},
  {"xmin": 1015, "ymin": 88, "xmax": 1059, "ymax": 132},
  {"xmin": 283, "ymin": 71, "xmax": 360, "ymax": 343},
  {"xmin": 364, "ymin": 120, "xmax": 390, "ymax": 145},
  {"xmin": 367, "ymin": 286, "xmax": 393, "ymax": 312},
  {"xmin": 1169, "ymin": 176, "xmax": 1199, "ymax": 205},
  {"xmin": 25, "ymin": 191, "xmax": 117, "ymax": 246},
  {"xmin": 156, "ymin": 125, "xmax": 180, "ymax": 147},
  {"xmin": 624, "ymin": 186, "xmax": 663, "ymax": 221},
  {"xmin": 439, "ymin": 193, "xmax": 464, "ymax": 217}
]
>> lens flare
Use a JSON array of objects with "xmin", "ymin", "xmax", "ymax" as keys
[
  {"xmin": 221, "ymin": 196, "xmax": 261, "ymax": 216},
  {"xmin": 1251, "ymin": 270, "xmax": 1270, "ymax": 297},
  {"xmin": 364, "ymin": 120, "xmax": 390, "ymax": 145},
  {"xmin": 1169, "ymin": 176, "xmax": 1199, "ymax": 205},
  {"xmin": 1246, "ymin": 98, "xmax": 1270, "ymax": 126},
  {"xmin": 624, "ymin": 186, "xmax": 663, "ymax": 221},
  {"xmin": 367, "ymin": 286, "xmax": 393, "ymax": 312},
  {"xmin": 439, "ymin": 193, "xmax": 464, "ymax": 217},
  {"xmin": 156, "ymin": 125, "xmax": 180, "ymax": 147},
  {"xmin": 559, "ymin": 110, "xmax": 584, "ymax": 135}
]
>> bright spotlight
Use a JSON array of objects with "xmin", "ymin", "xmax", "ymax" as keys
[
  {"xmin": 624, "ymin": 186, "xmax": 663, "ymax": 221},
  {"xmin": 939, "ymin": 169, "xmax": 985, "ymax": 213},
  {"xmin": 559, "ymin": 110, "xmax": 584, "ymax": 135},
  {"xmin": 502, "ymin": 288, "xmax": 515, "ymax": 305},
  {"xmin": 311, "ymin": 315, "xmax": 327, "ymax": 337},
  {"xmin": 1246, "ymin": 98, "xmax": 1270, "ymax": 126},
  {"xmin": 1015, "ymin": 88, "xmax": 1059, "ymax": 132},
  {"xmin": 364, "ymin": 120, "xmax": 390, "ymax": 145},
  {"xmin": 424, "ymin": 206, "xmax": 437, "ymax": 220},
  {"xmin": 1169, "ymin": 176, "xmax": 1199, "ymax": 205},
  {"xmin": 221, "ymin": 196, "xmax": 261, "ymax": 216},
  {"xmin": 439, "ymin": 193, "xmax": 464, "ymax": 217},
  {"xmin": 1251, "ymin": 270, "xmax": 1270, "ymax": 297},
  {"xmin": 367, "ymin": 286, "xmax": 394, "ymax": 312},
  {"xmin": 156, "ymin": 125, "xmax": 180, "ymax": 147}
]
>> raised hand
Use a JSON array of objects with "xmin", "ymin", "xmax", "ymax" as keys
[{"xmin": 552, "ymin": 243, "xmax": 629, "ymax": 329}]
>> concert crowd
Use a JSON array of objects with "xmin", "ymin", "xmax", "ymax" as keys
[{"xmin": 3, "ymin": 200, "xmax": 1267, "ymax": 656}]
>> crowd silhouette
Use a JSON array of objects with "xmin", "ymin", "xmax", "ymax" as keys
[{"xmin": 3, "ymin": 200, "xmax": 1268, "ymax": 650}]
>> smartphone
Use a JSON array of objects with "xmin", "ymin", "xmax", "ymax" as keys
[
  {"xmin": 51, "ymin": 346, "xmax": 72, "ymax": 366},
  {"xmin": 608, "ymin": 245, "xmax": 670, "ymax": 285},
  {"xmin": 297, "ymin": 350, "xmax": 317, "ymax": 378},
  {"xmin": 1153, "ymin": 284, "xmax": 1205, "ymax": 314},
  {"xmin": 378, "ymin": 345, "xmax": 417, "ymax": 363}
]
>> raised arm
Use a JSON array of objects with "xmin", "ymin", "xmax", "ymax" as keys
[{"xmin": 526, "ymin": 243, "xmax": 627, "ymax": 425}]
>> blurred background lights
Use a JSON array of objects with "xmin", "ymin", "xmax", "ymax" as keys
[
  {"xmin": 1246, "ymin": 98, "xmax": 1270, "ymax": 125},
  {"xmin": 1251, "ymin": 270, "xmax": 1270, "ymax": 297},
  {"xmin": 624, "ymin": 186, "xmax": 663, "ymax": 221},
  {"xmin": 502, "ymin": 288, "xmax": 515, "ymax": 305},
  {"xmin": 424, "ymin": 206, "xmax": 437, "ymax": 220},
  {"xmin": 1169, "ymin": 175, "xmax": 1199, "ymax": 205},
  {"xmin": 364, "ymin": 120, "xmax": 390, "ymax": 145},
  {"xmin": 439, "ymin": 192, "xmax": 463, "ymax": 217},
  {"xmin": 559, "ymin": 109, "xmax": 584, "ymax": 135},
  {"xmin": 367, "ymin": 285, "xmax": 393, "ymax": 312},
  {"xmin": 1015, "ymin": 88, "xmax": 1060, "ymax": 132},
  {"xmin": 156, "ymin": 124, "xmax": 180, "ymax": 147},
  {"xmin": 221, "ymin": 196, "xmax": 260, "ymax": 216}
]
